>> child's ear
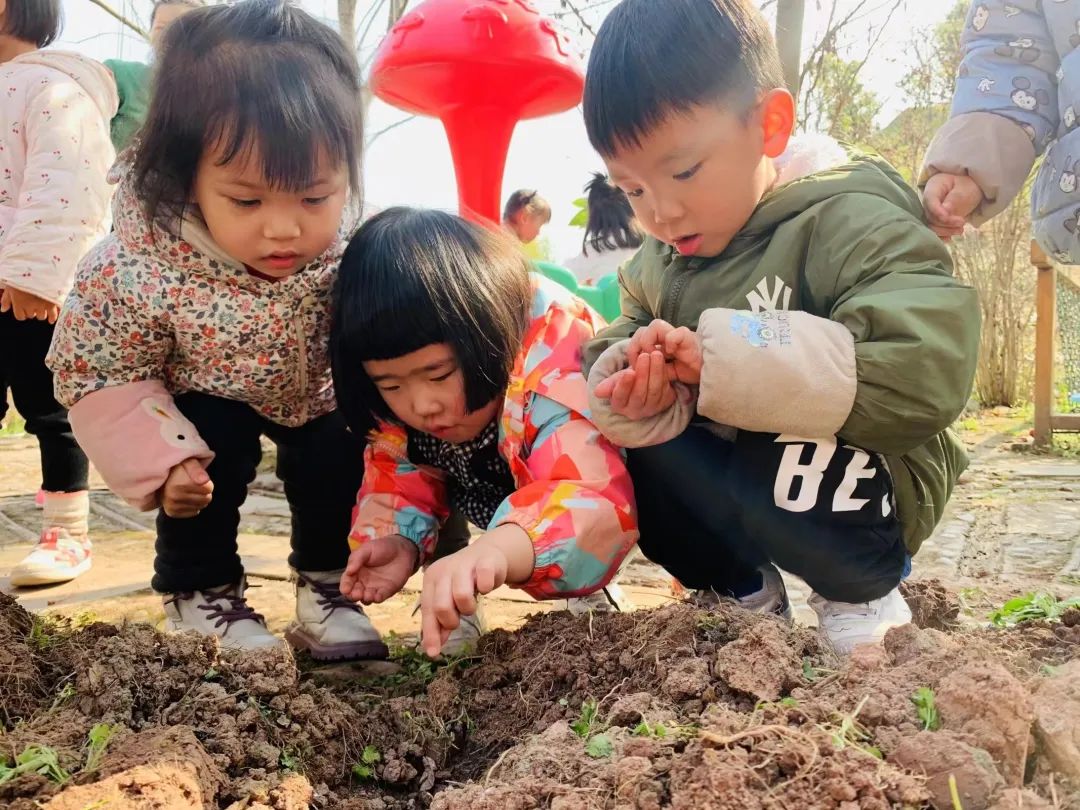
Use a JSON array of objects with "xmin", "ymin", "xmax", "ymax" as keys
[{"xmin": 760, "ymin": 89, "xmax": 795, "ymax": 159}]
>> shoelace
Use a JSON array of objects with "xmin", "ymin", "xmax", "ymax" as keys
[
  {"xmin": 165, "ymin": 585, "xmax": 267, "ymax": 633},
  {"xmin": 298, "ymin": 573, "xmax": 362, "ymax": 622}
]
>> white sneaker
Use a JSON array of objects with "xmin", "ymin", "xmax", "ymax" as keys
[
  {"xmin": 438, "ymin": 603, "xmax": 487, "ymax": 658},
  {"xmin": 809, "ymin": 586, "xmax": 912, "ymax": 655},
  {"xmin": 163, "ymin": 581, "xmax": 283, "ymax": 651},
  {"xmin": 692, "ymin": 566, "xmax": 793, "ymax": 621},
  {"xmin": 567, "ymin": 581, "xmax": 633, "ymax": 615},
  {"xmin": 284, "ymin": 570, "xmax": 388, "ymax": 661},
  {"xmin": 11, "ymin": 491, "xmax": 92, "ymax": 587}
]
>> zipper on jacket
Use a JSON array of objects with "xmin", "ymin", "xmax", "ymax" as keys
[
  {"xmin": 659, "ymin": 255, "xmax": 696, "ymax": 324},
  {"xmin": 294, "ymin": 295, "xmax": 312, "ymax": 422}
]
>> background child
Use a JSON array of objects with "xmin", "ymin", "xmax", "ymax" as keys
[
  {"xmin": 503, "ymin": 188, "xmax": 552, "ymax": 260},
  {"xmin": 563, "ymin": 173, "xmax": 645, "ymax": 286},
  {"xmin": 105, "ymin": 0, "xmax": 203, "ymax": 153},
  {"xmin": 0, "ymin": 0, "xmax": 117, "ymax": 587},
  {"xmin": 920, "ymin": 0, "xmax": 1078, "ymax": 265},
  {"xmin": 582, "ymin": 0, "xmax": 981, "ymax": 654},
  {"xmin": 47, "ymin": 0, "xmax": 381, "ymax": 660},
  {"xmin": 330, "ymin": 207, "xmax": 638, "ymax": 659}
]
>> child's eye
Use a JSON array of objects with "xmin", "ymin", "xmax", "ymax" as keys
[
  {"xmin": 230, "ymin": 198, "xmax": 260, "ymax": 208},
  {"xmin": 625, "ymin": 188, "xmax": 644, "ymax": 199},
  {"xmin": 378, "ymin": 384, "xmax": 400, "ymax": 393},
  {"xmin": 673, "ymin": 162, "xmax": 703, "ymax": 181},
  {"xmin": 303, "ymin": 195, "xmax": 330, "ymax": 205},
  {"xmin": 431, "ymin": 371, "xmax": 455, "ymax": 383}
]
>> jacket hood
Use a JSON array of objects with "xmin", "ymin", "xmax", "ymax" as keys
[{"xmin": 11, "ymin": 50, "xmax": 118, "ymax": 120}]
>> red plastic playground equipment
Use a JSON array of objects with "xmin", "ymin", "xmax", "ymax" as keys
[{"xmin": 369, "ymin": 0, "xmax": 585, "ymax": 225}]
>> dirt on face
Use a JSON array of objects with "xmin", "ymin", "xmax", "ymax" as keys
[{"xmin": 0, "ymin": 586, "xmax": 1077, "ymax": 809}]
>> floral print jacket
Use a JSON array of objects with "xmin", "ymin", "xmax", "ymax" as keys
[
  {"xmin": 46, "ymin": 173, "xmax": 355, "ymax": 510},
  {"xmin": 350, "ymin": 276, "xmax": 639, "ymax": 600}
]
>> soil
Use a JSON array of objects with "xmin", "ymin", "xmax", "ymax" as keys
[{"xmin": 1, "ymin": 587, "xmax": 1078, "ymax": 810}]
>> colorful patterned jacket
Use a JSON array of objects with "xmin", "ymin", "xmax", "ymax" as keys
[{"xmin": 349, "ymin": 276, "xmax": 639, "ymax": 600}]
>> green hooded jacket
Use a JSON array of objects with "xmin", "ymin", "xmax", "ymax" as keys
[
  {"xmin": 583, "ymin": 145, "xmax": 981, "ymax": 553},
  {"xmin": 103, "ymin": 59, "xmax": 151, "ymax": 153}
]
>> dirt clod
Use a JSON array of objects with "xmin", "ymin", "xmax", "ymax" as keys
[
  {"xmin": 889, "ymin": 730, "xmax": 1003, "ymax": 810},
  {"xmin": 1031, "ymin": 659, "xmax": 1080, "ymax": 780}
]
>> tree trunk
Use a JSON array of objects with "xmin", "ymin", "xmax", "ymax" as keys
[
  {"xmin": 775, "ymin": 0, "xmax": 805, "ymax": 96},
  {"xmin": 338, "ymin": 0, "xmax": 357, "ymax": 54}
]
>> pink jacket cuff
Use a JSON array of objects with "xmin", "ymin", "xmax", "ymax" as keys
[{"xmin": 68, "ymin": 380, "xmax": 214, "ymax": 510}]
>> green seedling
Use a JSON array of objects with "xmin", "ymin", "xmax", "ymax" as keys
[
  {"xmin": 84, "ymin": 723, "xmax": 119, "ymax": 773},
  {"xmin": 571, "ymin": 699, "xmax": 599, "ymax": 739},
  {"xmin": 632, "ymin": 720, "xmax": 668, "ymax": 739},
  {"xmin": 351, "ymin": 745, "xmax": 381, "ymax": 781},
  {"xmin": 802, "ymin": 658, "xmax": 825, "ymax": 683},
  {"xmin": 585, "ymin": 733, "xmax": 614, "ymax": 759},
  {"xmin": 989, "ymin": 591, "xmax": 1080, "ymax": 627},
  {"xmin": 827, "ymin": 697, "xmax": 882, "ymax": 759},
  {"xmin": 279, "ymin": 748, "xmax": 301, "ymax": 772},
  {"xmin": 0, "ymin": 745, "xmax": 70, "ymax": 785},
  {"xmin": 911, "ymin": 688, "xmax": 940, "ymax": 731}
]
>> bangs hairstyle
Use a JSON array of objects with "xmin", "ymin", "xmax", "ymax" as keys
[
  {"xmin": 583, "ymin": 0, "xmax": 783, "ymax": 157},
  {"xmin": 1, "ymin": 0, "xmax": 62, "ymax": 47},
  {"xmin": 582, "ymin": 172, "xmax": 643, "ymax": 256},
  {"xmin": 331, "ymin": 208, "xmax": 532, "ymax": 436},
  {"xmin": 133, "ymin": 0, "xmax": 363, "ymax": 224}
]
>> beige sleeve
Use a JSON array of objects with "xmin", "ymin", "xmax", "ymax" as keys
[
  {"xmin": 697, "ymin": 308, "xmax": 856, "ymax": 439},
  {"xmin": 920, "ymin": 112, "xmax": 1037, "ymax": 227}
]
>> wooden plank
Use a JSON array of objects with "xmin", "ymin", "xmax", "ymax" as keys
[
  {"xmin": 1050, "ymin": 414, "xmax": 1080, "ymax": 433},
  {"xmin": 1033, "ymin": 241, "xmax": 1056, "ymax": 447}
]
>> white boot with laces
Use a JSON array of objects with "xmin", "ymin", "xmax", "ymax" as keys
[
  {"xmin": 809, "ymin": 586, "xmax": 912, "ymax": 655},
  {"xmin": 11, "ymin": 491, "xmax": 92, "ymax": 587},
  {"xmin": 163, "ymin": 580, "xmax": 283, "ymax": 651},
  {"xmin": 285, "ymin": 569, "xmax": 389, "ymax": 661}
]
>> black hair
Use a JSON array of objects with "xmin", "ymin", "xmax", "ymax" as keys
[
  {"xmin": 502, "ymin": 189, "xmax": 552, "ymax": 224},
  {"xmin": 150, "ymin": 0, "xmax": 203, "ymax": 27},
  {"xmin": 583, "ymin": 0, "xmax": 784, "ymax": 157},
  {"xmin": 581, "ymin": 172, "xmax": 644, "ymax": 256},
  {"xmin": 1, "ymin": 0, "xmax": 62, "ymax": 47},
  {"xmin": 133, "ymin": 0, "xmax": 363, "ymax": 225},
  {"xmin": 331, "ymin": 208, "xmax": 532, "ymax": 436}
]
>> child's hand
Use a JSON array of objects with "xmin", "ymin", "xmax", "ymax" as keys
[
  {"xmin": 923, "ymin": 173, "xmax": 982, "ymax": 241},
  {"xmin": 419, "ymin": 541, "xmax": 509, "ymax": 657},
  {"xmin": 0, "ymin": 288, "xmax": 60, "ymax": 323},
  {"xmin": 339, "ymin": 535, "xmax": 418, "ymax": 604},
  {"xmin": 627, "ymin": 319, "xmax": 703, "ymax": 385},
  {"xmin": 160, "ymin": 458, "xmax": 214, "ymax": 518},
  {"xmin": 593, "ymin": 350, "xmax": 678, "ymax": 421}
]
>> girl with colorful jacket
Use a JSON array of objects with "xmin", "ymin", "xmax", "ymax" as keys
[
  {"xmin": 1, "ymin": 0, "xmax": 117, "ymax": 589},
  {"xmin": 921, "ymin": 0, "xmax": 1080, "ymax": 264},
  {"xmin": 331, "ymin": 208, "xmax": 639, "ymax": 659},
  {"xmin": 46, "ymin": 0, "xmax": 384, "ymax": 661}
]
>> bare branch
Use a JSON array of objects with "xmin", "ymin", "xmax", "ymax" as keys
[
  {"xmin": 558, "ymin": 0, "xmax": 597, "ymax": 37},
  {"xmin": 84, "ymin": 0, "xmax": 148, "ymax": 40},
  {"xmin": 366, "ymin": 114, "xmax": 417, "ymax": 146}
]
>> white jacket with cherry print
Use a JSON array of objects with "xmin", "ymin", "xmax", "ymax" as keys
[
  {"xmin": 0, "ymin": 51, "xmax": 117, "ymax": 306},
  {"xmin": 47, "ymin": 173, "xmax": 357, "ymax": 511}
]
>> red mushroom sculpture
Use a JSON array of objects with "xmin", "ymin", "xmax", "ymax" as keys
[{"xmin": 369, "ymin": 0, "xmax": 585, "ymax": 225}]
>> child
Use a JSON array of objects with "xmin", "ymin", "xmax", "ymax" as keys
[
  {"xmin": 920, "ymin": 0, "xmax": 1078, "ymax": 265},
  {"xmin": 105, "ymin": 0, "xmax": 204, "ymax": 153},
  {"xmin": 46, "ymin": 0, "xmax": 382, "ymax": 659},
  {"xmin": 503, "ymin": 188, "xmax": 552, "ymax": 260},
  {"xmin": 563, "ymin": 172, "xmax": 645, "ymax": 286},
  {"xmin": 0, "ymin": 0, "xmax": 117, "ymax": 587},
  {"xmin": 330, "ymin": 207, "xmax": 638, "ymax": 658},
  {"xmin": 581, "ymin": 0, "xmax": 981, "ymax": 654}
]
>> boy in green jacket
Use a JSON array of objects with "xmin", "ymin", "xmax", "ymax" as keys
[{"xmin": 582, "ymin": 0, "xmax": 981, "ymax": 654}]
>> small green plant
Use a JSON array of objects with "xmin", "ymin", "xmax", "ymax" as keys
[
  {"xmin": 989, "ymin": 591, "xmax": 1080, "ymax": 627},
  {"xmin": 203, "ymin": 667, "xmax": 220, "ymax": 681},
  {"xmin": 571, "ymin": 699, "xmax": 599, "ymax": 739},
  {"xmin": 279, "ymin": 748, "xmax": 301, "ymax": 772},
  {"xmin": 83, "ymin": 723, "xmax": 119, "ymax": 773},
  {"xmin": 585, "ymin": 733, "xmax": 614, "ymax": 759},
  {"xmin": 826, "ymin": 697, "xmax": 882, "ymax": 759},
  {"xmin": 802, "ymin": 658, "xmax": 825, "ymax": 683},
  {"xmin": 0, "ymin": 745, "xmax": 70, "ymax": 785},
  {"xmin": 911, "ymin": 688, "xmax": 940, "ymax": 731},
  {"xmin": 631, "ymin": 720, "xmax": 668, "ymax": 739},
  {"xmin": 351, "ymin": 745, "xmax": 381, "ymax": 781}
]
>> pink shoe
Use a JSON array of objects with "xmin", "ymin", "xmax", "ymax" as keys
[
  {"xmin": 10, "ymin": 491, "xmax": 92, "ymax": 587},
  {"xmin": 35, "ymin": 489, "xmax": 45, "ymax": 509}
]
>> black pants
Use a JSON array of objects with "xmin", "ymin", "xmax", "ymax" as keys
[
  {"xmin": 628, "ymin": 425, "xmax": 906, "ymax": 603},
  {"xmin": 0, "ymin": 312, "xmax": 89, "ymax": 492},
  {"xmin": 152, "ymin": 392, "xmax": 365, "ymax": 593}
]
